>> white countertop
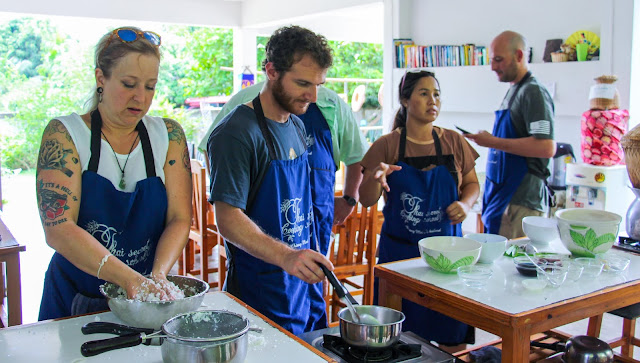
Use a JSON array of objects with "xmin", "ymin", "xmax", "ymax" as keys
[
  {"xmin": 0, "ymin": 292, "xmax": 328, "ymax": 362},
  {"xmin": 382, "ymin": 239, "xmax": 640, "ymax": 314}
]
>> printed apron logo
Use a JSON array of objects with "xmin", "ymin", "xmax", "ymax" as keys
[
  {"xmin": 281, "ymin": 198, "xmax": 306, "ymax": 243},
  {"xmin": 399, "ymin": 193, "xmax": 443, "ymax": 234},
  {"xmin": 85, "ymin": 220, "xmax": 152, "ymax": 268}
]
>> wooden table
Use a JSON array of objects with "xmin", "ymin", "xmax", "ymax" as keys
[
  {"xmin": 0, "ymin": 213, "xmax": 25, "ymax": 327},
  {"xmin": 375, "ymin": 251, "xmax": 640, "ymax": 362}
]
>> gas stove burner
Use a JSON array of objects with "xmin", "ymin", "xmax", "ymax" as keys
[
  {"xmin": 616, "ymin": 236, "xmax": 640, "ymax": 254},
  {"xmin": 322, "ymin": 334, "xmax": 422, "ymax": 363},
  {"xmin": 348, "ymin": 346, "xmax": 393, "ymax": 362}
]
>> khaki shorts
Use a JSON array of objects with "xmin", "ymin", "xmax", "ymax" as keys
[{"xmin": 498, "ymin": 204, "xmax": 544, "ymax": 239}]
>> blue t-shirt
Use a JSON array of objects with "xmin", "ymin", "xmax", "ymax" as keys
[{"xmin": 207, "ymin": 104, "xmax": 307, "ymax": 210}]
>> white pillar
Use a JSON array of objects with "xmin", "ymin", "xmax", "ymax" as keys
[{"xmin": 233, "ymin": 27, "xmax": 258, "ymax": 94}]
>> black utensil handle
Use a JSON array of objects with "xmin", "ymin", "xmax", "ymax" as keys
[
  {"xmin": 82, "ymin": 322, "xmax": 155, "ymax": 336},
  {"xmin": 81, "ymin": 333, "xmax": 144, "ymax": 357},
  {"xmin": 530, "ymin": 340, "xmax": 565, "ymax": 352},
  {"xmin": 319, "ymin": 264, "xmax": 358, "ymax": 305},
  {"xmin": 319, "ymin": 264, "xmax": 345, "ymax": 298}
]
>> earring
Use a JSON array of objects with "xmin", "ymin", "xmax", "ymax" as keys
[{"xmin": 97, "ymin": 87, "xmax": 103, "ymax": 103}]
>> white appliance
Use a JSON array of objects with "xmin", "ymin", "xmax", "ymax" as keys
[{"xmin": 565, "ymin": 163, "xmax": 633, "ymax": 236}]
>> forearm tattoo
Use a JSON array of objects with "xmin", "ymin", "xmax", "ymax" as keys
[{"xmin": 37, "ymin": 178, "xmax": 77, "ymax": 227}]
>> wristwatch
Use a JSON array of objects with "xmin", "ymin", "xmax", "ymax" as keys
[{"xmin": 342, "ymin": 195, "xmax": 357, "ymax": 207}]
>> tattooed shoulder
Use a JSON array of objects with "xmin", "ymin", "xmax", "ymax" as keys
[
  {"xmin": 164, "ymin": 118, "xmax": 186, "ymax": 145},
  {"xmin": 44, "ymin": 119, "xmax": 73, "ymax": 142}
]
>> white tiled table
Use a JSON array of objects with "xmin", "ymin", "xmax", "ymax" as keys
[{"xmin": 375, "ymin": 240, "xmax": 640, "ymax": 362}]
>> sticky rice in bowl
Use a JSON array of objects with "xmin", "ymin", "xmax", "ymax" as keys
[
  {"xmin": 418, "ymin": 236, "xmax": 481, "ymax": 273},
  {"xmin": 555, "ymin": 208, "xmax": 622, "ymax": 257}
]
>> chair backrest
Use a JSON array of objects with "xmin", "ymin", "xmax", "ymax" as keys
[
  {"xmin": 190, "ymin": 159, "xmax": 207, "ymax": 236},
  {"xmin": 330, "ymin": 203, "xmax": 379, "ymax": 269}
]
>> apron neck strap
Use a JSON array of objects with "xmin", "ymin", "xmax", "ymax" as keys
[
  {"xmin": 398, "ymin": 127, "xmax": 442, "ymax": 163},
  {"xmin": 507, "ymin": 71, "xmax": 531, "ymax": 109},
  {"xmin": 88, "ymin": 109, "xmax": 156, "ymax": 177},
  {"xmin": 252, "ymin": 95, "xmax": 277, "ymax": 160}
]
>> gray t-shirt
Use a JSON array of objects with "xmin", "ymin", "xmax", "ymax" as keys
[
  {"xmin": 207, "ymin": 104, "xmax": 307, "ymax": 210},
  {"xmin": 498, "ymin": 74, "xmax": 555, "ymax": 211}
]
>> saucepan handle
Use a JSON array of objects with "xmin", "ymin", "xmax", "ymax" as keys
[
  {"xmin": 82, "ymin": 321, "xmax": 155, "ymax": 336},
  {"xmin": 80, "ymin": 333, "xmax": 145, "ymax": 357},
  {"xmin": 319, "ymin": 264, "xmax": 358, "ymax": 305}
]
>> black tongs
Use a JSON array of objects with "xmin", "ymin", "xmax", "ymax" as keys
[{"xmin": 81, "ymin": 321, "xmax": 160, "ymax": 346}]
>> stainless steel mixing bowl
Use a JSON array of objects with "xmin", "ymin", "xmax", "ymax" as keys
[{"xmin": 100, "ymin": 275, "xmax": 209, "ymax": 329}]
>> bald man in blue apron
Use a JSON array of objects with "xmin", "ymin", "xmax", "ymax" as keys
[{"xmin": 466, "ymin": 30, "xmax": 556, "ymax": 239}]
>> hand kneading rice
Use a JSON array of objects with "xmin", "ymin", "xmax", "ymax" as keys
[{"xmin": 116, "ymin": 278, "xmax": 185, "ymax": 302}]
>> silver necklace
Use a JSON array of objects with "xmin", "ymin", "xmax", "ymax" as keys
[{"xmin": 101, "ymin": 131, "xmax": 139, "ymax": 190}]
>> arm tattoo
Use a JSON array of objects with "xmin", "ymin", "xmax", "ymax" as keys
[
  {"xmin": 37, "ymin": 178, "xmax": 75, "ymax": 227},
  {"xmin": 44, "ymin": 120, "xmax": 73, "ymax": 142},
  {"xmin": 38, "ymin": 139, "xmax": 74, "ymax": 177},
  {"xmin": 182, "ymin": 146, "xmax": 191, "ymax": 172},
  {"xmin": 164, "ymin": 119, "xmax": 186, "ymax": 145}
]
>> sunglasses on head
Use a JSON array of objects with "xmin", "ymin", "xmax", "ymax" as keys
[
  {"xmin": 400, "ymin": 68, "xmax": 436, "ymax": 93},
  {"xmin": 106, "ymin": 27, "xmax": 162, "ymax": 48}
]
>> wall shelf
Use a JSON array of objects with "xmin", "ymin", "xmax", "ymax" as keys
[{"xmin": 392, "ymin": 60, "xmax": 605, "ymax": 116}]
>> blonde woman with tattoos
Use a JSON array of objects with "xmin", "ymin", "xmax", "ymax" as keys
[{"xmin": 37, "ymin": 27, "xmax": 191, "ymax": 320}]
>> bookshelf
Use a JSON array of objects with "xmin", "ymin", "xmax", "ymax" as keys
[{"xmin": 382, "ymin": 0, "xmax": 631, "ymax": 121}]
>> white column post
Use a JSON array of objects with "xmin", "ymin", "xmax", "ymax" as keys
[{"xmin": 233, "ymin": 27, "xmax": 258, "ymax": 94}]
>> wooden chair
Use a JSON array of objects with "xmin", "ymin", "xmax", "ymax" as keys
[
  {"xmin": 178, "ymin": 159, "xmax": 220, "ymax": 289},
  {"xmin": 325, "ymin": 202, "xmax": 380, "ymax": 327},
  {"xmin": 587, "ymin": 303, "xmax": 640, "ymax": 362}
]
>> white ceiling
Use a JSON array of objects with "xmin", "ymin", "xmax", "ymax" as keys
[
  {"xmin": 0, "ymin": 0, "xmax": 383, "ymax": 44},
  {"xmin": 247, "ymin": 2, "xmax": 383, "ymax": 44}
]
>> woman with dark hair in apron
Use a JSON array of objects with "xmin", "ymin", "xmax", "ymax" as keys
[
  {"xmin": 359, "ymin": 70, "xmax": 480, "ymax": 351},
  {"xmin": 37, "ymin": 27, "xmax": 192, "ymax": 320}
]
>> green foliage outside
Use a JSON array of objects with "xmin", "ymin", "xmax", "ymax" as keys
[
  {"xmin": 256, "ymin": 36, "xmax": 383, "ymax": 108},
  {"xmin": 0, "ymin": 18, "xmax": 381, "ymax": 171}
]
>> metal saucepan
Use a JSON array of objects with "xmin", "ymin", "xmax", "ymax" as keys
[
  {"xmin": 319, "ymin": 264, "xmax": 405, "ymax": 350},
  {"xmin": 100, "ymin": 274, "xmax": 209, "ymax": 330},
  {"xmin": 531, "ymin": 335, "xmax": 614, "ymax": 363},
  {"xmin": 81, "ymin": 310, "xmax": 262, "ymax": 363}
]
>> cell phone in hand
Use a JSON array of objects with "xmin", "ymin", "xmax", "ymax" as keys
[{"xmin": 455, "ymin": 125, "xmax": 471, "ymax": 134}]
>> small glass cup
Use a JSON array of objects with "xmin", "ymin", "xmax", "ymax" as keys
[
  {"xmin": 536, "ymin": 262, "xmax": 568, "ymax": 288},
  {"xmin": 598, "ymin": 254, "xmax": 631, "ymax": 274},
  {"xmin": 574, "ymin": 257, "xmax": 605, "ymax": 278},
  {"xmin": 457, "ymin": 265, "xmax": 493, "ymax": 289},
  {"xmin": 564, "ymin": 260, "xmax": 585, "ymax": 282}
]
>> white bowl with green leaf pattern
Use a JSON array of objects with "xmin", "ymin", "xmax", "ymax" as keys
[
  {"xmin": 418, "ymin": 236, "xmax": 482, "ymax": 273},
  {"xmin": 555, "ymin": 208, "xmax": 622, "ymax": 257}
]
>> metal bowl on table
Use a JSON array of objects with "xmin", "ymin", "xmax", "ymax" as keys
[
  {"xmin": 100, "ymin": 274, "xmax": 209, "ymax": 329},
  {"xmin": 337, "ymin": 305, "xmax": 405, "ymax": 350}
]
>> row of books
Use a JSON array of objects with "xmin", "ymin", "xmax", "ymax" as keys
[{"xmin": 395, "ymin": 39, "xmax": 489, "ymax": 68}]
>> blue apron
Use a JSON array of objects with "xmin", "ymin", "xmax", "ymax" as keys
[
  {"xmin": 298, "ymin": 103, "xmax": 335, "ymax": 332},
  {"xmin": 225, "ymin": 96, "xmax": 325, "ymax": 335},
  {"xmin": 482, "ymin": 72, "xmax": 531, "ymax": 234},
  {"xmin": 376, "ymin": 127, "xmax": 469, "ymax": 345},
  {"xmin": 39, "ymin": 111, "xmax": 168, "ymax": 321}
]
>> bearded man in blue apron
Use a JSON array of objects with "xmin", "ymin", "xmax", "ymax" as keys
[
  {"xmin": 465, "ymin": 31, "xmax": 556, "ymax": 239},
  {"xmin": 199, "ymin": 82, "xmax": 367, "ymax": 328},
  {"xmin": 359, "ymin": 70, "xmax": 480, "ymax": 350},
  {"xmin": 207, "ymin": 26, "xmax": 335, "ymax": 335},
  {"xmin": 37, "ymin": 27, "xmax": 192, "ymax": 320}
]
